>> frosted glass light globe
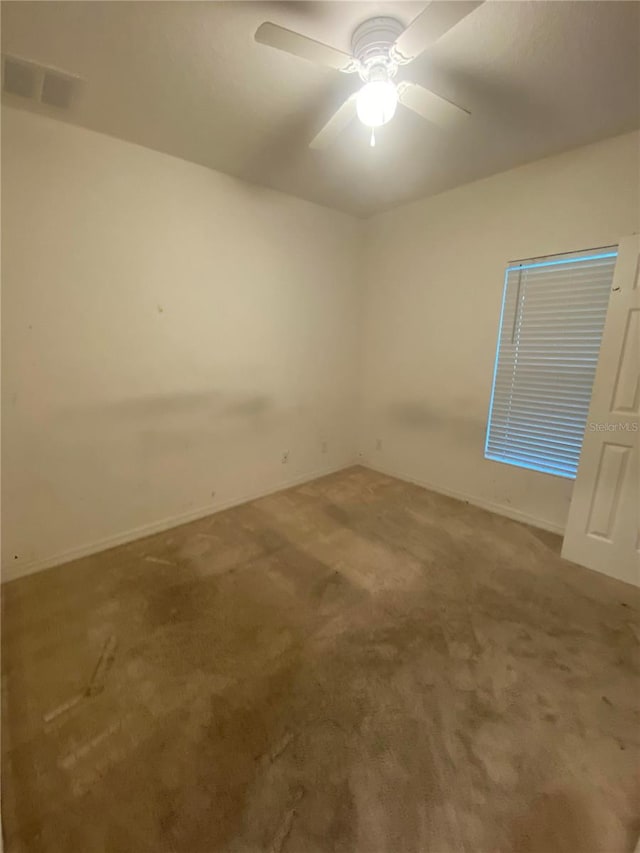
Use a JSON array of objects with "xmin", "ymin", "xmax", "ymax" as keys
[{"xmin": 356, "ymin": 80, "xmax": 398, "ymax": 128}]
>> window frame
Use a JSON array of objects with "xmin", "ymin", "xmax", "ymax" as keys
[{"xmin": 484, "ymin": 247, "xmax": 618, "ymax": 479}]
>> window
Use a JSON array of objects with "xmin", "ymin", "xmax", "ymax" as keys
[{"xmin": 485, "ymin": 247, "xmax": 617, "ymax": 479}]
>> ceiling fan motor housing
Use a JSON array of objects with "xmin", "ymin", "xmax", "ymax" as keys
[{"xmin": 351, "ymin": 17, "xmax": 404, "ymax": 81}]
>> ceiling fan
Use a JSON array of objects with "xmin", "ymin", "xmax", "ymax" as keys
[{"xmin": 255, "ymin": 1, "xmax": 484, "ymax": 149}]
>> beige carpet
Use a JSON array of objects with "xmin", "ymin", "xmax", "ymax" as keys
[{"xmin": 2, "ymin": 466, "xmax": 639, "ymax": 852}]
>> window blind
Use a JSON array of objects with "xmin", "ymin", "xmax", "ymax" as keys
[{"xmin": 485, "ymin": 248, "xmax": 617, "ymax": 479}]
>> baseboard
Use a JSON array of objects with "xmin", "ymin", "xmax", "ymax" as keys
[
  {"xmin": 363, "ymin": 462, "xmax": 566, "ymax": 536},
  {"xmin": 2, "ymin": 461, "xmax": 356, "ymax": 583}
]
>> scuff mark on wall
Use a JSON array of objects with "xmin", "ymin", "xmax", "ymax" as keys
[{"xmin": 386, "ymin": 400, "xmax": 484, "ymax": 443}]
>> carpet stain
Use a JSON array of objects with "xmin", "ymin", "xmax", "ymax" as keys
[{"xmin": 2, "ymin": 466, "xmax": 639, "ymax": 852}]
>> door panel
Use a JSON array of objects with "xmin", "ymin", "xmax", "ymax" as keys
[{"xmin": 562, "ymin": 235, "xmax": 640, "ymax": 586}]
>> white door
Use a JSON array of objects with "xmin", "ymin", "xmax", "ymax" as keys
[{"xmin": 562, "ymin": 235, "xmax": 639, "ymax": 587}]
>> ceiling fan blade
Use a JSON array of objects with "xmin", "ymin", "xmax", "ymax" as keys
[
  {"xmin": 309, "ymin": 93, "xmax": 358, "ymax": 149},
  {"xmin": 393, "ymin": 1, "xmax": 484, "ymax": 62},
  {"xmin": 255, "ymin": 22, "xmax": 356, "ymax": 72},
  {"xmin": 398, "ymin": 81, "xmax": 470, "ymax": 128}
]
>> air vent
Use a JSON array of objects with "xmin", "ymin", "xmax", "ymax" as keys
[
  {"xmin": 3, "ymin": 58, "xmax": 37, "ymax": 98},
  {"xmin": 41, "ymin": 71, "xmax": 76, "ymax": 108},
  {"xmin": 2, "ymin": 55, "xmax": 81, "ymax": 109}
]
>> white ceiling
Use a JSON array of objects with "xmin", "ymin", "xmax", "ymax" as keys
[{"xmin": 2, "ymin": 1, "xmax": 639, "ymax": 216}]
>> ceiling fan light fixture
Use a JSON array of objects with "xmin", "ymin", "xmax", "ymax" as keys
[
  {"xmin": 255, "ymin": 5, "xmax": 482, "ymax": 149},
  {"xmin": 356, "ymin": 80, "xmax": 398, "ymax": 128}
]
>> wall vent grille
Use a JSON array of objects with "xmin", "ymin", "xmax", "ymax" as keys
[{"xmin": 2, "ymin": 55, "xmax": 81, "ymax": 109}]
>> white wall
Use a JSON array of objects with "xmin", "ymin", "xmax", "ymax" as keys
[
  {"xmin": 2, "ymin": 106, "xmax": 361, "ymax": 580},
  {"xmin": 360, "ymin": 131, "xmax": 640, "ymax": 533},
  {"xmin": 4, "ymin": 107, "xmax": 639, "ymax": 581}
]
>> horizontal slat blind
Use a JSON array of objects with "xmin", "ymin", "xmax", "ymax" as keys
[{"xmin": 485, "ymin": 249, "xmax": 617, "ymax": 478}]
